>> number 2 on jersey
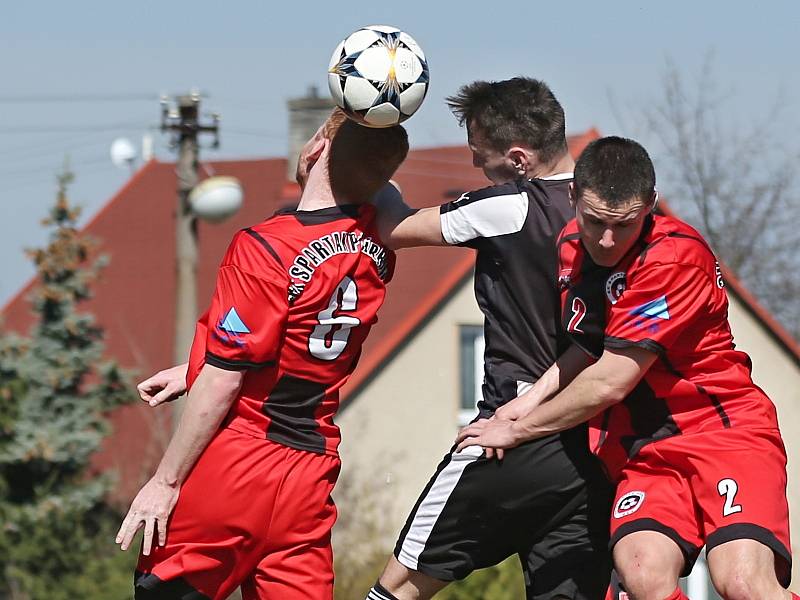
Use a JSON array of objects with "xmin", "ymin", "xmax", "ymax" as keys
[
  {"xmin": 308, "ymin": 276, "xmax": 361, "ymax": 361},
  {"xmin": 567, "ymin": 297, "xmax": 587, "ymax": 334},
  {"xmin": 717, "ymin": 478, "xmax": 743, "ymax": 516}
]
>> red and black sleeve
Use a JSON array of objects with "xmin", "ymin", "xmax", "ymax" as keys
[
  {"xmin": 203, "ymin": 233, "xmax": 290, "ymax": 370},
  {"xmin": 605, "ymin": 262, "xmax": 712, "ymax": 356}
]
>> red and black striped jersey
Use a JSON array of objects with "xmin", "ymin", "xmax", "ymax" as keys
[
  {"xmin": 186, "ymin": 203, "xmax": 395, "ymax": 457},
  {"xmin": 557, "ymin": 214, "xmax": 779, "ymax": 480}
]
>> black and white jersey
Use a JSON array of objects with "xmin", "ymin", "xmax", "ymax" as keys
[{"xmin": 440, "ymin": 175, "xmax": 573, "ymax": 417}]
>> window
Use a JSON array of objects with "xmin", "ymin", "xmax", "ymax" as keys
[{"xmin": 459, "ymin": 325, "xmax": 484, "ymax": 425}]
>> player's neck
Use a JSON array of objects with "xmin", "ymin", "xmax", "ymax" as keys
[
  {"xmin": 297, "ymin": 168, "xmax": 337, "ymax": 211},
  {"xmin": 528, "ymin": 152, "xmax": 575, "ymax": 179}
]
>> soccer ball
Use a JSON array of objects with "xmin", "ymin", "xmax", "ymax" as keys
[{"xmin": 328, "ymin": 25, "xmax": 430, "ymax": 128}]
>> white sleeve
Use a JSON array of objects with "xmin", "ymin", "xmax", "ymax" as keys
[{"xmin": 439, "ymin": 191, "xmax": 529, "ymax": 245}]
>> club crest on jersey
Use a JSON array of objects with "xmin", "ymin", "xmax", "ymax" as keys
[
  {"xmin": 614, "ymin": 491, "xmax": 645, "ymax": 518},
  {"xmin": 558, "ymin": 270, "xmax": 572, "ymax": 290},
  {"xmin": 214, "ymin": 307, "xmax": 250, "ymax": 348},
  {"xmin": 605, "ymin": 272, "xmax": 627, "ymax": 304}
]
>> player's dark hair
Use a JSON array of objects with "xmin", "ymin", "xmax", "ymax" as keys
[
  {"xmin": 573, "ymin": 136, "xmax": 656, "ymax": 207},
  {"xmin": 327, "ymin": 109, "xmax": 409, "ymax": 203},
  {"xmin": 446, "ymin": 77, "xmax": 568, "ymax": 164}
]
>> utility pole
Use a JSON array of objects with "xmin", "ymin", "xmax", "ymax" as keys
[{"xmin": 160, "ymin": 92, "xmax": 220, "ymax": 388}]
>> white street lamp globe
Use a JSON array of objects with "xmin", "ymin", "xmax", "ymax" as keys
[
  {"xmin": 189, "ymin": 176, "xmax": 243, "ymax": 223},
  {"xmin": 110, "ymin": 138, "xmax": 137, "ymax": 169}
]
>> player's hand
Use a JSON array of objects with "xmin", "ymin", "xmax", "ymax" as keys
[
  {"xmin": 116, "ymin": 477, "xmax": 180, "ymax": 555},
  {"xmin": 494, "ymin": 402, "xmax": 524, "ymax": 422},
  {"xmin": 137, "ymin": 363, "xmax": 189, "ymax": 407},
  {"xmin": 465, "ymin": 416, "xmax": 505, "ymax": 461},
  {"xmin": 455, "ymin": 418, "xmax": 523, "ymax": 456},
  {"xmin": 494, "ymin": 392, "xmax": 545, "ymax": 423}
]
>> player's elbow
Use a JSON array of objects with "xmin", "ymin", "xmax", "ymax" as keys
[{"xmin": 589, "ymin": 379, "xmax": 627, "ymax": 409}]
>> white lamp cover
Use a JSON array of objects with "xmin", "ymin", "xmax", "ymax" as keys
[
  {"xmin": 110, "ymin": 138, "xmax": 137, "ymax": 168},
  {"xmin": 189, "ymin": 176, "xmax": 243, "ymax": 223}
]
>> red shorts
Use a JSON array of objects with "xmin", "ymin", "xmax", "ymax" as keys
[
  {"xmin": 609, "ymin": 428, "xmax": 791, "ymax": 585},
  {"xmin": 135, "ymin": 427, "xmax": 341, "ymax": 600}
]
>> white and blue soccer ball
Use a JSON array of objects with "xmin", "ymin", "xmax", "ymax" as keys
[{"xmin": 328, "ymin": 25, "xmax": 430, "ymax": 128}]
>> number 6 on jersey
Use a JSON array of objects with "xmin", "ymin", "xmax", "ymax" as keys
[{"xmin": 309, "ymin": 276, "xmax": 361, "ymax": 360}]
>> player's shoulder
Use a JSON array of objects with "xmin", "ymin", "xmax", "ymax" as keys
[
  {"xmin": 557, "ymin": 218, "xmax": 582, "ymax": 249},
  {"xmin": 449, "ymin": 181, "xmax": 528, "ymax": 207},
  {"xmin": 222, "ymin": 224, "xmax": 289, "ymax": 281},
  {"xmin": 637, "ymin": 215, "xmax": 716, "ymax": 271},
  {"xmin": 556, "ymin": 219, "xmax": 584, "ymax": 277}
]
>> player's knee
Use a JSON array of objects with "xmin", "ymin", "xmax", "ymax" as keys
[
  {"xmin": 617, "ymin": 569, "xmax": 676, "ymax": 600},
  {"xmin": 709, "ymin": 563, "xmax": 779, "ymax": 600},
  {"xmin": 707, "ymin": 540, "xmax": 785, "ymax": 600},
  {"xmin": 710, "ymin": 570, "xmax": 768, "ymax": 600},
  {"xmin": 614, "ymin": 550, "xmax": 677, "ymax": 600}
]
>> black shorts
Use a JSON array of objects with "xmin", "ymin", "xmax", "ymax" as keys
[{"xmin": 393, "ymin": 428, "xmax": 612, "ymax": 600}]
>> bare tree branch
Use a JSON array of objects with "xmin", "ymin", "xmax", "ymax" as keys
[{"xmin": 611, "ymin": 52, "xmax": 800, "ymax": 338}]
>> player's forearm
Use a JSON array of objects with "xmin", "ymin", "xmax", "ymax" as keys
[
  {"xmin": 501, "ymin": 345, "xmax": 594, "ymax": 418},
  {"xmin": 512, "ymin": 371, "xmax": 621, "ymax": 440},
  {"xmin": 535, "ymin": 344, "xmax": 594, "ymax": 401},
  {"xmin": 511, "ymin": 349, "xmax": 643, "ymax": 440},
  {"xmin": 153, "ymin": 365, "xmax": 243, "ymax": 486},
  {"xmin": 510, "ymin": 346, "xmax": 656, "ymax": 441}
]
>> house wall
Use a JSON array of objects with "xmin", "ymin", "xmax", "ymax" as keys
[
  {"xmin": 727, "ymin": 295, "xmax": 800, "ymax": 589},
  {"xmin": 335, "ymin": 276, "xmax": 483, "ymax": 543}
]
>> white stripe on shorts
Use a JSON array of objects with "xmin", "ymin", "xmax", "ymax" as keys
[{"xmin": 396, "ymin": 444, "xmax": 484, "ymax": 570}]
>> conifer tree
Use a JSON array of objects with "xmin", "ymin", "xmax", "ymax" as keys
[{"xmin": 0, "ymin": 166, "xmax": 136, "ymax": 599}]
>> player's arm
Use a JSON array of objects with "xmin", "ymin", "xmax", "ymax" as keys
[
  {"xmin": 371, "ymin": 182, "xmax": 446, "ymax": 249},
  {"xmin": 374, "ymin": 181, "xmax": 528, "ymax": 250},
  {"xmin": 456, "ymin": 345, "xmax": 657, "ymax": 452},
  {"xmin": 495, "ymin": 344, "xmax": 594, "ymax": 421},
  {"xmin": 118, "ymin": 231, "xmax": 289, "ymax": 555},
  {"xmin": 116, "ymin": 364, "xmax": 243, "ymax": 555}
]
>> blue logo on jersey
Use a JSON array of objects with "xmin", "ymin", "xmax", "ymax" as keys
[
  {"xmin": 219, "ymin": 307, "xmax": 251, "ymax": 335},
  {"xmin": 214, "ymin": 308, "xmax": 250, "ymax": 349},
  {"xmin": 630, "ymin": 295, "xmax": 671, "ymax": 321}
]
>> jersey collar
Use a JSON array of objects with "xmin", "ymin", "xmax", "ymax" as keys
[{"xmin": 275, "ymin": 203, "xmax": 362, "ymax": 225}]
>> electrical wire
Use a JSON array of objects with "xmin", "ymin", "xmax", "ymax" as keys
[{"xmin": 0, "ymin": 93, "xmax": 159, "ymax": 104}]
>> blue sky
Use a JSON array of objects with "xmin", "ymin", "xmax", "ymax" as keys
[{"xmin": 1, "ymin": 0, "xmax": 798, "ymax": 304}]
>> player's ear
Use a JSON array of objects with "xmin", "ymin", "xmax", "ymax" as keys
[
  {"xmin": 507, "ymin": 147, "xmax": 529, "ymax": 176},
  {"xmin": 651, "ymin": 189, "xmax": 659, "ymax": 212},
  {"xmin": 307, "ymin": 135, "xmax": 328, "ymax": 163},
  {"xmin": 568, "ymin": 183, "xmax": 577, "ymax": 209},
  {"xmin": 296, "ymin": 134, "xmax": 329, "ymax": 187},
  {"xmin": 304, "ymin": 136, "xmax": 330, "ymax": 178}
]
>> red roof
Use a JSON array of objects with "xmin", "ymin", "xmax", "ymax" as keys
[{"xmin": 3, "ymin": 129, "xmax": 797, "ymax": 495}]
